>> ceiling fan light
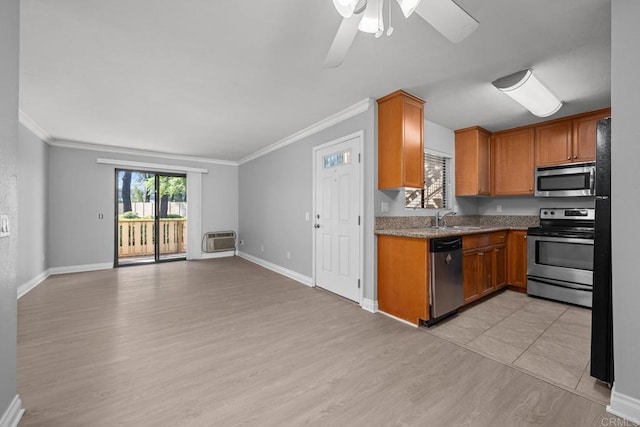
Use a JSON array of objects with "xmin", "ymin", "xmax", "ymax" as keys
[
  {"xmin": 358, "ymin": 0, "xmax": 382, "ymax": 33},
  {"xmin": 492, "ymin": 69, "xmax": 563, "ymax": 117},
  {"xmin": 396, "ymin": 0, "xmax": 422, "ymax": 18},
  {"xmin": 333, "ymin": 0, "xmax": 359, "ymax": 18}
]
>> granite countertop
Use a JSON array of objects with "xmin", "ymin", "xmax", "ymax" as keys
[
  {"xmin": 374, "ymin": 215, "xmax": 536, "ymax": 239},
  {"xmin": 375, "ymin": 225, "xmax": 528, "ymax": 239}
]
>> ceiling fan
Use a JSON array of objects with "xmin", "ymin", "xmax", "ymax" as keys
[{"xmin": 324, "ymin": 0, "xmax": 479, "ymax": 68}]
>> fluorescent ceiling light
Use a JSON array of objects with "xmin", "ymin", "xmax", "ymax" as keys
[
  {"xmin": 358, "ymin": 0, "xmax": 382, "ymax": 33},
  {"xmin": 492, "ymin": 69, "xmax": 563, "ymax": 117},
  {"xmin": 333, "ymin": 0, "xmax": 359, "ymax": 18},
  {"xmin": 396, "ymin": 0, "xmax": 422, "ymax": 18}
]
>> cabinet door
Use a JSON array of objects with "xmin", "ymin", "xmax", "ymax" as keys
[
  {"xmin": 572, "ymin": 109, "xmax": 610, "ymax": 163},
  {"xmin": 463, "ymin": 249, "xmax": 481, "ymax": 304},
  {"xmin": 377, "ymin": 235, "xmax": 428, "ymax": 325},
  {"xmin": 492, "ymin": 128, "xmax": 535, "ymax": 195},
  {"xmin": 377, "ymin": 91, "xmax": 425, "ymax": 189},
  {"xmin": 507, "ymin": 231, "xmax": 528, "ymax": 289},
  {"xmin": 402, "ymin": 98, "xmax": 425, "ymax": 188},
  {"xmin": 478, "ymin": 248, "xmax": 494, "ymax": 297},
  {"xmin": 493, "ymin": 244, "xmax": 507, "ymax": 289},
  {"xmin": 535, "ymin": 120, "xmax": 572, "ymax": 166},
  {"xmin": 455, "ymin": 127, "xmax": 491, "ymax": 196}
]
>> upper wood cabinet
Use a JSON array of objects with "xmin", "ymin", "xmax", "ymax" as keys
[
  {"xmin": 572, "ymin": 108, "xmax": 611, "ymax": 162},
  {"xmin": 455, "ymin": 126, "xmax": 491, "ymax": 196},
  {"xmin": 377, "ymin": 90, "xmax": 425, "ymax": 189},
  {"xmin": 492, "ymin": 128, "xmax": 535, "ymax": 196},
  {"xmin": 535, "ymin": 108, "xmax": 611, "ymax": 167},
  {"xmin": 535, "ymin": 119, "xmax": 573, "ymax": 166}
]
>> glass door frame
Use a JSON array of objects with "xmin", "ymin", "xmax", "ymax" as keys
[{"xmin": 114, "ymin": 169, "xmax": 187, "ymax": 267}]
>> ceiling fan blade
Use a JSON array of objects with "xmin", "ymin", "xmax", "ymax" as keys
[
  {"xmin": 323, "ymin": 13, "xmax": 363, "ymax": 68},
  {"xmin": 414, "ymin": 0, "xmax": 479, "ymax": 44}
]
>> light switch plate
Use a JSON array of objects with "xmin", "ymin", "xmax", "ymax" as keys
[{"xmin": 0, "ymin": 214, "xmax": 10, "ymax": 238}]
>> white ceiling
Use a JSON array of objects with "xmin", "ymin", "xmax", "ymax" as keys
[{"xmin": 19, "ymin": 0, "xmax": 611, "ymax": 162}]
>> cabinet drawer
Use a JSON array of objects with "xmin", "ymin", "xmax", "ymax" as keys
[{"xmin": 463, "ymin": 231, "xmax": 507, "ymax": 250}]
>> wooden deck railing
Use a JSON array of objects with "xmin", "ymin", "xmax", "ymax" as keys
[{"xmin": 118, "ymin": 219, "xmax": 186, "ymax": 257}]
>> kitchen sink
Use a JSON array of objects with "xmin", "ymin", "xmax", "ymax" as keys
[{"xmin": 430, "ymin": 225, "xmax": 482, "ymax": 231}]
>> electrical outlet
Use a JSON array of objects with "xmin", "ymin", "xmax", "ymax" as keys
[
  {"xmin": 286, "ymin": 251, "xmax": 291, "ymax": 259},
  {"xmin": 0, "ymin": 214, "xmax": 10, "ymax": 238},
  {"xmin": 496, "ymin": 205, "xmax": 503, "ymax": 213},
  {"xmin": 381, "ymin": 202, "xmax": 390, "ymax": 213},
  {"xmin": 261, "ymin": 244, "xmax": 264, "ymax": 252},
  {"xmin": 305, "ymin": 212, "xmax": 310, "ymax": 221},
  {"xmin": 239, "ymin": 239, "xmax": 244, "ymax": 245}
]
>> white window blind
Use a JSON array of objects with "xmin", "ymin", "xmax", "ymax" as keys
[{"xmin": 405, "ymin": 151, "xmax": 450, "ymax": 209}]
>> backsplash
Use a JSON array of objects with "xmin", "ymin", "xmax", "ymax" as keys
[{"xmin": 375, "ymin": 215, "xmax": 539, "ymax": 230}]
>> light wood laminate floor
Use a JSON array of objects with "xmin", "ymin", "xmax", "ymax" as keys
[{"xmin": 18, "ymin": 258, "xmax": 618, "ymax": 426}]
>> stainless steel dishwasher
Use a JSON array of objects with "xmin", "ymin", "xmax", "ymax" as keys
[{"xmin": 428, "ymin": 236, "xmax": 463, "ymax": 326}]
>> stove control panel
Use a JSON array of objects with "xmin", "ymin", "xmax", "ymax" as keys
[{"xmin": 539, "ymin": 208, "xmax": 595, "ymax": 220}]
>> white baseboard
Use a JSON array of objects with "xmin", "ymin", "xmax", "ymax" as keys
[
  {"xmin": 361, "ymin": 298, "xmax": 378, "ymax": 313},
  {"xmin": 49, "ymin": 262, "xmax": 113, "ymax": 275},
  {"xmin": 0, "ymin": 395, "xmax": 24, "ymax": 427},
  {"xmin": 200, "ymin": 250, "xmax": 236, "ymax": 259},
  {"xmin": 237, "ymin": 251, "xmax": 313, "ymax": 287},
  {"xmin": 608, "ymin": 385, "xmax": 640, "ymax": 425},
  {"xmin": 17, "ymin": 270, "xmax": 50, "ymax": 299},
  {"xmin": 378, "ymin": 310, "xmax": 418, "ymax": 328}
]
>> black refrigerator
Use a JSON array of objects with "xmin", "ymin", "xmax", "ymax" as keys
[{"xmin": 591, "ymin": 117, "xmax": 614, "ymax": 385}]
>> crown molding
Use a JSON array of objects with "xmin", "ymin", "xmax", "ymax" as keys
[
  {"xmin": 238, "ymin": 98, "xmax": 373, "ymax": 165},
  {"xmin": 50, "ymin": 139, "xmax": 238, "ymax": 166},
  {"xmin": 18, "ymin": 110, "xmax": 54, "ymax": 143}
]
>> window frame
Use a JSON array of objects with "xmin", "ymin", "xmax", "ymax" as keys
[{"xmin": 405, "ymin": 149, "xmax": 452, "ymax": 210}]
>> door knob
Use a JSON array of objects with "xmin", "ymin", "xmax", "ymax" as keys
[{"xmin": 314, "ymin": 224, "xmax": 320, "ymax": 229}]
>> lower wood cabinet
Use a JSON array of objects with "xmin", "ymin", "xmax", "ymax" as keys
[
  {"xmin": 462, "ymin": 232, "xmax": 507, "ymax": 305},
  {"xmin": 377, "ymin": 235, "xmax": 428, "ymax": 325},
  {"xmin": 507, "ymin": 230, "xmax": 528, "ymax": 290}
]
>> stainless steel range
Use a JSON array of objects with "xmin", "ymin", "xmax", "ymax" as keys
[{"xmin": 527, "ymin": 208, "xmax": 594, "ymax": 308}]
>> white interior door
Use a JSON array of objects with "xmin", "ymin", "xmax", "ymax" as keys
[{"xmin": 314, "ymin": 136, "xmax": 361, "ymax": 302}]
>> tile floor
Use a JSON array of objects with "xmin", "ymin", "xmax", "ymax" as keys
[{"xmin": 426, "ymin": 290, "xmax": 611, "ymax": 405}]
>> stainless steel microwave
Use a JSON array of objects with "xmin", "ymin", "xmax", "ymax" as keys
[{"xmin": 534, "ymin": 162, "xmax": 596, "ymax": 197}]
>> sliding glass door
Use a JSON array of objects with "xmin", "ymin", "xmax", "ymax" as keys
[{"xmin": 115, "ymin": 170, "xmax": 187, "ymax": 266}]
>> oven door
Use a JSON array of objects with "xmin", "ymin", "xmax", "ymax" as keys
[{"xmin": 527, "ymin": 234, "xmax": 593, "ymax": 287}]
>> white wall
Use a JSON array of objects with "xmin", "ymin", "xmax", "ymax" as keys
[
  {"xmin": 238, "ymin": 108, "xmax": 377, "ymax": 301},
  {"xmin": 610, "ymin": 0, "xmax": 640, "ymax": 419},
  {"xmin": 47, "ymin": 145, "xmax": 238, "ymax": 269},
  {"xmin": 17, "ymin": 125, "xmax": 49, "ymax": 286},
  {"xmin": 0, "ymin": 0, "xmax": 20, "ymax": 417}
]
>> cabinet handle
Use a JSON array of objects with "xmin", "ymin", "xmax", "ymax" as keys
[
  {"xmin": 567, "ymin": 156, "xmax": 571, "ymax": 160},
  {"xmin": 574, "ymin": 155, "xmax": 578, "ymax": 159},
  {"xmin": 524, "ymin": 235, "xmax": 527, "ymax": 240},
  {"xmin": 479, "ymin": 253, "xmax": 484, "ymax": 257},
  {"xmin": 529, "ymin": 187, "xmax": 533, "ymax": 191}
]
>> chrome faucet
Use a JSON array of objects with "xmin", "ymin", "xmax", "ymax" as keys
[{"xmin": 435, "ymin": 209, "xmax": 456, "ymax": 228}]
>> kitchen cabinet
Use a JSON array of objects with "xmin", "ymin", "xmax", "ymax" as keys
[
  {"xmin": 377, "ymin": 235, "xmax": 429, "ymax": 325},
  {"xmin": 535, "ymin": 108, "xmax": 611, "ymax": 166},
  {"xmin": 507, "ymin": 230, "xmax": 528, "ymax": 290},
  {"xmin": 572, "ymin": 108, "xmax": 611, "ymax": 163},
  {"xmin": 377, "ymin": 90, "xmax": 425, "ymax": 189},
  {"xmin": 492, "ymin": 128, "xmax": 535, "ymax": 196},
  {"xmin": 455, "ymin": 126, "xmax": 491, "ymax": 196},
  {"xmin": 462, "ymin": 232, "xmax": 507, "ymax": 304},
  {"xmin": 535, "ymin": 119, "xmax": 574, "ymax": 166}
]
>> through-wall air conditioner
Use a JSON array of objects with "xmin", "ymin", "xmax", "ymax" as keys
[{"xmin": 202, "ymin": 231, "xmax": 236, "ymax": 253}]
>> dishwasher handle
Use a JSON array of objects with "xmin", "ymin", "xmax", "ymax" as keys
[{"xmin": 430, "ymin": 237, "xmax": 463, "ymax": 252}]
